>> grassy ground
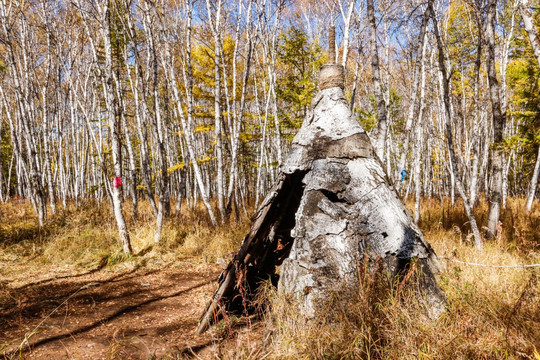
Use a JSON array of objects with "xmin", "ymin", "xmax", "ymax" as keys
[
  {"xmin": 0, "ymin": 199, "xmax": 249, "ymax": 279},
  {"xmin": 0, "ymin": 197, "xmax": 539, "ymax": 359},
  {"xmin": 260, "ymin": 197, "xmax": 540, "ymax": 360}
]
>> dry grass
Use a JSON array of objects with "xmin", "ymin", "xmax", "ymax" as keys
[
  {"xmin": 0, "ymin": 196, "xmax": 539, "ymax": 359},
  {"xmin": 264, "ymin": 260, "xmax": 539, "ymax": 359},
  {"xmin": 417, "ymin": 196, "xmax": 540, "ymax": 255},
  {"xmin": 0, "ymin": 198, "xmax": 250, "ymax": 286},
  {"xmin": 258, "ymin": 197, "xmax": 540, "ymax": 360}
]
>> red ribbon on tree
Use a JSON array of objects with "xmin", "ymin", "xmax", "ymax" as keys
[{"xmin": 113, "ymin": 176, "xmax": 122, "ymax": 188}]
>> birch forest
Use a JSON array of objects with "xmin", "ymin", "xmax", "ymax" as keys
[
  {"xmin": 1, "ymin": 0, "xmax": 540, "ymax": 358},
  {"xmin": 1, "ymin": 0, "xmax": 540, "ymax": 251}
]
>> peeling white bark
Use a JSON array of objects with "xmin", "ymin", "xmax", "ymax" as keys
[
  {"xmin": 280, "ymin": 87, "xmax": 446, "ymax": 319},
  {"xmin": 198, "ymin": 72, "xmax": 447, "ymax": 335}
]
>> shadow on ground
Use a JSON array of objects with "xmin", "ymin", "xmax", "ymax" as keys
[{"xmin": 0, "ymin": 264, "xmax": 220, "ymax": 359}]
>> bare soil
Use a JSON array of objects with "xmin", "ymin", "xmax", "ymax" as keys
[{"xmin": 0, "ymin": 261, "xmax": 237, "ymax": 359}]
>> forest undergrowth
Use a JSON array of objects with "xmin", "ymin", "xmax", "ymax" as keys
[
  {"xmin": 0, "ymin": 197, "xmax": 539, "ymax": 359},
  {"xmin": 259, "ymin": 197, "xmax": 540, "ymax": 360}
]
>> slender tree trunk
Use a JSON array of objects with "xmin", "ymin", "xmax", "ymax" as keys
[
  {"xmin": 430, "ymin": 2, "xmax": 483, "ymax": 250},
  {"xmin": 143, "ymin": 3, "xmax": 170, "ymax": 242},
  {"xmin": 339, "ymin": 0, "xmax": 355, "ymax": 67},
  {"xmin": 502, "ymin": 151, "xmax": 513, "ymax": 208},
  {"xmin": 519, "ymin": 0, "xmax": 540, "ymax": 66},
  {"xmin": 226, "ymin": 1, "xmax": 253, "ymax": 216},
  {"xmin": 519, "ymin": 0, "xmax": 540, "ymax": 211},
  {"xmin": 367, "ymin": 0, "xmax": 387, "ymax": 160},
  {"xmin": 413, "ymin": 36, "xmax": 428, "ymax": 223},
  {"xmin": 526, "ymin": 146, "xmax": 540, "ymax": 211},
  {"xmin": 41, "ymin": 30, "xmax": 57, "ymax": 215},
  {"xmin": 263, "ymin": 1, "xmax": 284, "ymax": 167},
  {"xmin": 122, "ymin": 115, "xmax": 138, "ymax": 218},
  {"xmin": 208, "ymin": 0, "xmax": 226, "ymax": 223},
  {"xmin": 470, "ymin": 18, "xmax": 483, "ymax": 207},
  {"xmin": 102, "ymin": 2, "xmax": 132, "ymax": 255},
  {"xmin": 0, "ymin": 118, "xmax": 4, "ymax": 202},
  {"xmin": 485, "ymin": 0, "xmax": 506, "ymax": 239}
]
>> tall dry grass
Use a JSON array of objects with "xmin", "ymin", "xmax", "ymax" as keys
[
  {"xmin": 262, "ymin": 260, "xmax": 538, "ymax": 359},
  {"xmin": 0, "ymin": 198, "xmax": 250, "ymax": 282},
  {"xmin": 255, "ymin": 197, "xmax": 540, "ymax": 360},
  {"xmin": 1, "ymin": 196, "xmax": 539, "ymax": 359}
]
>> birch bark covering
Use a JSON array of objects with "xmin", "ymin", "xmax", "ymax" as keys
[
  {"xmin": 197, "ymin": 65, "xmax": 446, "ymax": 333},
  {"xmin": 279, "ymin": 84, "xmax": 446, "ymax": 320}
]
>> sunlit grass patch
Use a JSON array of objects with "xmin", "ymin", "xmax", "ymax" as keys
[
  {"xmin": 0, "ymin": 198, "xmax": 252, "ymax": 276},
  {"xmin": 0, "ymin": 196, "xmax": 538, "ymax": 359},
  {"xmin": 257, "ymin": 197, "xmax": 540, "ymax": 359}
]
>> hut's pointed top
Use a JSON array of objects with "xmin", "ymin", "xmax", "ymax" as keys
[{"xmin": 282, "ymin": 87, "xmax": 371, "ymax": 175}]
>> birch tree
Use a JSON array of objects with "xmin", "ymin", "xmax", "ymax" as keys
[
  {"xmin": 98, "ymin": 1, "xmax": 133, "ymax": 254},
  {"xmin": 519, "ymin": 0, "xmax": 540, "ymax": 211},
  {"xmin": 485, "ymin": 0, "xmax": 507, "ymax": 239},
  {"xmin": 367, "ymin": 0, "xmax": 388, "ymax": 160},
  {"xmin": 430, "ymin": 1, "xmax": 483, "ymax": 250}
]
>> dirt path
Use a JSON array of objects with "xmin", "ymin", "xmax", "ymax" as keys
[{"xmin": 0, "ymin": 262, "xmax": 222, "ymax": 359}]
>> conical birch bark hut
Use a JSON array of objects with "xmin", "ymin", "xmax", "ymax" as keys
[{"xmin": 196, "ymin": 35, "xmax": 446, "ymax": 334}]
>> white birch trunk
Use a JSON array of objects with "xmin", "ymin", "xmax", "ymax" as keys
[
  {"xmin": 339, "ymin": 0, "xmax": 356, "ymax": 68},
  {"xmin": 526, "ymin": 146, "xmax": 540, "ymax": 211},
  {"xmin": 430, "ymin": 2, "xmax": 483, "ymax": 250},
  {"xmin": 205, "ymin": 0, "xmax": 225, "ymax": 223},
  {"xmin": 367, "ymin": 0, "xmax": 387, "ymax": 160},
  {"xmin": 485, "ymin": 0, "xmax": 506, "ymax": 239},
  {"xmin": 100, "ymin": 2, "xmax": 132, "ymax": 255},
  {"xmin": 519, "ymin": 0, "xmax": 540, "ymax": 67},
  {"xmin": 519, "ymin": 0, "xmax": 540, "ymax": 211}
]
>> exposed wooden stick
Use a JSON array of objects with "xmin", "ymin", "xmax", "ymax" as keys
[
  {"xmin": 196, "ymin": 174, "xmax": 304, "ymax": 334},
  {"xmin": 329, "ymin": 25, "xmax": 336, "ymax": 64}
]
